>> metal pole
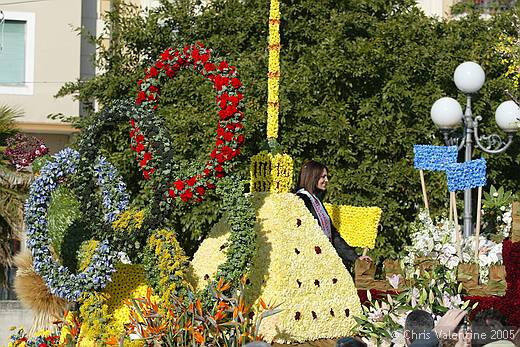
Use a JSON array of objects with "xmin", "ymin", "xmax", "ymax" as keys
[{"xmin": 463, "ymin": 95, "xmax": 474, "ymax": 238}]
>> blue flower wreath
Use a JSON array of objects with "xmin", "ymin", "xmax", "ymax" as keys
[
  {"xmin": 414, "ymin": 145, "xmax": 458, "ymax": 171},
  {"xmin": 24, "ymin": 148, "xmax": 129, "ymax": 301},
  {"xmin": 446, "ymin": 158, "xmax": 487, "ymax": 192}
]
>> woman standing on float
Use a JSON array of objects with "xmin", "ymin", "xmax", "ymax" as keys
[{"xmin": 296, "ymin": 160, "xmax": 372, "ymax": 268}]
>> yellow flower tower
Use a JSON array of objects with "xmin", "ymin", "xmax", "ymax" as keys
[{"xmin": 192, "ymin": 0, "xmax": 366, "ymax": 342}]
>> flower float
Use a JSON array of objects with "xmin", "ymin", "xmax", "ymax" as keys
[{"xmin": 191, "ymin": 193, "xmax": 362, "ymax": 343}]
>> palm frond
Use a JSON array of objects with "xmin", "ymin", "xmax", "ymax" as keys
[
  {"xmin": 0, "ymin": 166, "xmax": 33, "ymax": 190},
  {"xmin": 0, "ymin": 166, "xmax": 33, "ymax": 235},
  {"xmin": 0, "ymin": 105, "xmax": 22, "ymax": 144}
]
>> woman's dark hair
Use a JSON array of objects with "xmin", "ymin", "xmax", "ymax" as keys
[{"xmin": 297, "ymin": 160, "xmax": 328, "ymax": 195}]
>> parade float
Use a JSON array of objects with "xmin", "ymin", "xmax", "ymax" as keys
[{"xmin": 5, "ymin": 1, "xmax": 520, "ymax": 346}]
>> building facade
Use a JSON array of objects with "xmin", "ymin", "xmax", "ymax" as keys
[
  {"xmin": 416, "ymin": 0, "xmax": 461, "ymax": 18},
  {"xmin": 0, "ymin": 0, "xmax": 94, "ymax": 152}
]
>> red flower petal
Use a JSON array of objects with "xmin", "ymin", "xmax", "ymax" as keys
[{"xmin": 174, "ymin": 180, "xmax": 185, "ymax": 191}]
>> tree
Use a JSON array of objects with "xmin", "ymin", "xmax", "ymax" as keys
[{"xmin": 57, "ymin": 0, "xmax": 520, "ymax": 259}]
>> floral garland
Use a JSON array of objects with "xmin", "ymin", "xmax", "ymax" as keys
[
  {"xmin": 324, "ymin": 203, "xmax": 381, "ymax": 249},
  {"xmin": 94, "ymin": 156, "xmax": 129, "ymax": 223},
  {"xmin": 250, "ymin": 151, "xmax": 293, "ymax": 193},
  {"xmin": 73, "ymin": 100, "xmax": 135, "ymax": 241},
  {"xmin": 110, "ymin": 208, "xmax": 149, "ymax": 262},
  {"xmin": 211, "ymin": 176, "xmax": 257, "ymax": 288},
  {"xmin": 267, "ymin": 0, "xmax": 281, "ymax": 140},
  {"xmin": 143, "ymin": 228, "xmax": 193, "ymax": 308},
  {"xmin": 132, "ymin": 43, "xmax": 246, "ymax": 205},
  {"xmin": 24, "ymin": 148, "xmax": 128, "ymax": 301}
]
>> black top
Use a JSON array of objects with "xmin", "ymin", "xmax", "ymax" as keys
[{"xmin": 296, "ymin": 191, "xmax": 359, "ymax": 267}]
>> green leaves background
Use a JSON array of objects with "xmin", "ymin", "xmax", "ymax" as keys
[{"xmin": 58, "ymin": 0, "xmax": 520, "ymax": 260}]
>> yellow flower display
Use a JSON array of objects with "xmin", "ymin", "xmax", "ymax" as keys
[
  {"xmin": 191, "ymin": 216, "xmax": 232, "ymax": 292},
  {"xmin": 146, "ymin": 228, "xmax": 194, "ymax": 307},
  {"xmin": 324, "ymin": 203, "xmax": 381, "ymax": 249},
  {"xmin": 191, "ymin": 193, "xmax": 362, "ymax": 343},
  {"xmin": 250, "ymin": 151, "xmax": 293, "ymax": 193},
  {"xmin": 267, "ymin": 0, "xmax": 281, "ymax": 139},
  {"xmin": 77, "ymin": 240, "xmax": 99, "ymax": 272},
  {"xmin": 77, "ymin": 264, "xmax": 152, "ymax": 345},
  {"xmin": 495, "ymin": 34, "xmax": 520, "ymax": 89},
  {"xmin": 112, "ymin": 208, "xmax": 145, "ymax": 231}
]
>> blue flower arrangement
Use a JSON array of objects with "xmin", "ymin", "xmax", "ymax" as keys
[
  {"xmin": 24, "ymin": 148, "xmax": 129, "ymax": 301},
  {"xmin": 94, "ymin": 156, "xmax": 130, "ymax": 223},
  {"xmin": 446, "ymin": 158, "xmax": 487, "ymax": 192},
  {"xmin": 414, "ymin": 145, "xmax": 458, "ymax": 171}
]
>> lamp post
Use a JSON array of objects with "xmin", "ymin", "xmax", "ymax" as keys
[{"xmin": 430, "ymin": 61, "xmax": 519, "ymax": 238}]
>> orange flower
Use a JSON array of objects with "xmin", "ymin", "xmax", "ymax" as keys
[
  {"xmin": 259, "ymin": 298, "xmax": 267, "ymax": 310},
  {"xmin": 194, "ymin": 331, "xmax": 205, "ymax": 344},
  {"xmin": 106, "ymin": 336, "xmax": 119, "ymax": 345},
  {"xmin": 215, "ymin": 310, "xmax": 227, "ymax": 321},
  {"xmin": 217, "ymin": 301, "xmax": 229, "ymax": 310},
  {"xmin": 216, "ymin": 277, "xmax": 231, "ymax": 292},
  {"xmin": 196, "ymin": 298, "xmax": 203, "ymax": 316}
]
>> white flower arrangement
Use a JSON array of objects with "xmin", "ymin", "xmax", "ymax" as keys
[
  {"xmin": 461, "ymin": 236, "xmax": 503, "ymax": 283},
  {"xmin": 402, "ymin": 210, "xmax": 460, "ymax": 281}
]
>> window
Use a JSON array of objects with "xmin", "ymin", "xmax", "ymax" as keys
[{"xmin": 0, "ymin": 11, "xmax": 35, "ymax": 95}]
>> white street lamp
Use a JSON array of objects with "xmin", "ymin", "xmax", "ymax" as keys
[
  {"xmin": 454, "ymin": 61, "xmax": 486, "ymax": 94},
  {"xmin": 495, "ymin": 100, "xmax": 520, "ymax": 132},
  {"xmin": 431, "ymin": 97, "xmax": 463, "ymax": 129},
  {"xmin": 431, "ymin": 62, "xmax": 518, "ymax": 238}
]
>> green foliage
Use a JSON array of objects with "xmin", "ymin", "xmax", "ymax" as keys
[
  {"xmin": 483, "ymin": 184, "xmax": 516, "ymax": 210},
  {"xmin": 47, "ymin": 186, "xmax": 81, "ymax": 257},
  {"xmin": 57, "ymin": 0, "xmax": 520, "ymax": 260},
  {"xmin": 213, "ymin": 176, "xmax": 256, "ymax": 288},
  {"xmin": 0, "ymin": 105, "xmax": 21, "ymax": 147}
]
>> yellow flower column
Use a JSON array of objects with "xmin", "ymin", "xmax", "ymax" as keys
[
  {"xmin": 191, "ymin": 193, "xmax": 362, "ymax": 343},
  {"xmin": 267, "ymin": 0, "xmax": 281, "ymax": 140},
  {"xmin": 250, "ymin": 151, "xmax": 293, "ymax": 193}
]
